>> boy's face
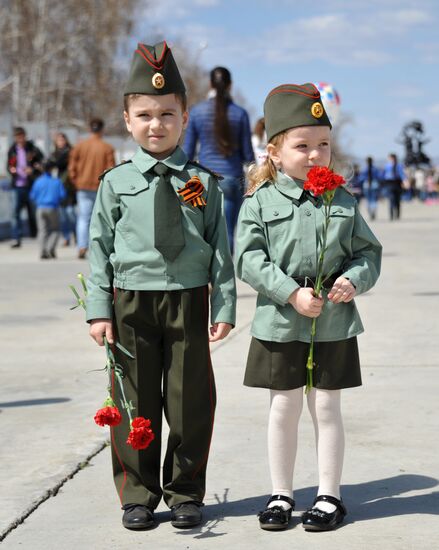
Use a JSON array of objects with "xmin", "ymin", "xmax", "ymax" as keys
[
  {"xmin": 124, "ymin": 94, "xmax": 188, "ymax": 159},
  {"xmin": 268, "ymin": 126, "xmax": 331, "ymax": 181}
]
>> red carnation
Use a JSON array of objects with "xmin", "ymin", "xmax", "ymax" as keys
[
  {"xmin": 302, "ymin": 166, "xmax": 347, "ymax": 394},
  {"xmin": 127, "ymin": 416, "xmax": 155, "ymax": 450},
  {"xmin": 94, "ymin": 405, "xmax": 122, "ymax": 427},
  {"xmin": 304, "ymin": 166, "xmax": 345, "ymax": 197}
]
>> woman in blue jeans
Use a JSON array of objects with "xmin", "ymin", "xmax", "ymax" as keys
[{"xmin": 183, "ymin": 67, "xmax": 255, "ymax": 253}]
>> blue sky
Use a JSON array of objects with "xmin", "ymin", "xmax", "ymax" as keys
[{"xmin": 139, "ymin": 0, "xmax": 439, "ymax": 162}]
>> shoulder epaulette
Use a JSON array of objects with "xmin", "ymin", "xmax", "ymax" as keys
[
  {"xmin": 244, "ymin": 180, "xmax": 270, "ymax": 197},
  {"xmin": 188, "ymin": 160, "xmax": 223, "ymax": 180},
  {"xmin": 99, "ymin": 160, "xmax": 132, "ymax": 181}
]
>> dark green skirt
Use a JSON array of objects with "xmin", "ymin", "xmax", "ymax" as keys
[{"xmin": 244, "ymin": 337, "xmax": 361, "ymax": 390}]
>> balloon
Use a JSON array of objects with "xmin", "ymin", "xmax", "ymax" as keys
[{"xmin": 314, "ymin": 82, "xmax": 341, "ymax": 126}]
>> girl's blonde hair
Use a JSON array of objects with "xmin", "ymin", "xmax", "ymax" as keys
[{"xmin": 247, "ymin": 133, "xmax": 285, "ymax": 194}]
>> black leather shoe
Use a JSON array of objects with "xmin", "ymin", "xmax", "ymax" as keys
[
  {"xmin": 302, "ymin": 495, "xmax": 347, "ymax": 531},
  {"xmin": 258, "ymin": 495, "xmax": 295, "ymax": 531},
  {"xmin": 170, "ymin": 502, "xmax": 203, "ymax": 528},
  {"xmin": 10, "ymin": 241, "xmax": 21, "ymax": 248},
  {"xmin": 122, "ymin": 504, "xmax": 154, "ymax": 530}
]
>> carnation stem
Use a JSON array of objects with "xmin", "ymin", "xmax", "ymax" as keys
[
  {"xmin": 305, "ymin": 192, "xmax": 335, "ymax": 395},
  {"xmin": 305, "ymin": 318, "xmax": 316, "ymax": 394},
  {"xmin": 104, "ymin": 337, "xmax": 133, "ymax": 425}
]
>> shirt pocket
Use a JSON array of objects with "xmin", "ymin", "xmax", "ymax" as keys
[
  {"xmin": 261, "ymin": 203, "xmax": 294, "ymax": 254},
  {"xmin": 111, "ymin": 180, "xmax": 151, "ymax": 232},
  {"xmin": 112, "ymin": 180, "xmax": 149, "ymax": 197},
  {"xmin": 329, "ymin": 205, "xmax": 355, "ymax": 218},
  {"xmin": 261, "ymin": 203, "xmax": 293, "ymax": 224},
  {"xmin": 327, "ymin": 204, "xmax": 355, "ymax": 255}
]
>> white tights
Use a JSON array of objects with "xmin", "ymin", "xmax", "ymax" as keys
[{"xmin": 267, "ymin": 387, "xmax": 344, "ymax": 511}]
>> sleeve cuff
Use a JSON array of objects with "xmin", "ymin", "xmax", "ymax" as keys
[
  {"xmin": 271, "ymin": 277, "xmax": 300, "ymax": 305},
  {"xmin": 85, "ymin": 299, "xmax": 114, "ymax": 322},
  {"xmin": 341, "ymin": 270, "xmax": 363, "ymax": 295},
  {"xmin": 211, "ymin": 302, "xmax": 236, "ymax": 327}
]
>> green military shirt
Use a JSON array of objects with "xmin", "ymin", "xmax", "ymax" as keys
[
  {"xmin": 235, "ymin": 171, "xmax": 382, "ymax": 343},
  {"xmin": 86, "ymin": 145, "xmax": 236, "ymax": 325}
]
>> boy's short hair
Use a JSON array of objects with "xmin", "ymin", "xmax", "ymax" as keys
[
  {"xmin": 90, "ymin": 118, "xmax": 104, "ymax": 133},
  {"xmin": 124, "ymin": 92, "xmax": 187, "ymax": 113},
  {"xmin": 42, "ymin": 159, "xmax": 57, "ymax": 173},
  {"xmin": 13, "ymin": 126, "xmax": 26, "ymax": 136}
]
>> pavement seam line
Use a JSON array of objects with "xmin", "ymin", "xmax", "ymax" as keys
[
  {"xmin": 0, "ymin": 439, "xmax": 109, "ymax": 542},
  {"xmin": 0, "ymin": 320, "xmax": 253, "ymax": 542}
]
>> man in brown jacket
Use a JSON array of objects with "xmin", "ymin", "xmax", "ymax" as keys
[{"xmin": 69, "ymin": 118, "xmax": 115, "ymax": 258}]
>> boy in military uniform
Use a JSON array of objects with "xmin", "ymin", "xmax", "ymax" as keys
[{"xmin": 87, "ymin": 41, "xmax": 236, "ymax": 530}]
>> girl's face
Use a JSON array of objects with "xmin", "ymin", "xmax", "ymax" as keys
[{"xmin": 267, "ymin": 125, "xmax": 331, "ymax": 181}]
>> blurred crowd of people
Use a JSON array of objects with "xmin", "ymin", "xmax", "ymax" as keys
[
  {"xmin": 6, "ymin": 121, "xmax": 115, "ymax": 259},
  {"xmin": 4, "ymin": 68, "xmax": 439, "ymax": 258},
  {"xmin": 350, "ymin": 153, "xmax": 439, "ymax": 222}
]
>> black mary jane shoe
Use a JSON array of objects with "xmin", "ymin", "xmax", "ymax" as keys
[
  {"xmin": 170, "ymin": 501, "xmax": 203, "ymax": 528},
  {"xmin": 122, "ymin": 504, "xmax": 155, "ymax": 530},
  {"xmin": 258, "ymin": 495, "xmax": 295, "ymax": 531},
  {"xmin": 302, "ymin": 494, "xmax": 347, "ymax": 531}
]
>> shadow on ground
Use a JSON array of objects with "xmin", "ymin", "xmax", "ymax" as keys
[
  {"xmin": 0, "ymin": 397, "xmax": 71, "ymax": 408},
  {"xmin": 167, "ymin": 474, "xmax": 438, "ymax": 537}
]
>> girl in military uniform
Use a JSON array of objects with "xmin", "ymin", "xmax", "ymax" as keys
[{"xmin": 235, "ymin": 83, "xmax": 382, "ymax": 532}]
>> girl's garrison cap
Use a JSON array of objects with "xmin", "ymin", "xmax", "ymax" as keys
[{"xmin": 264, "ymin": 83, "xmax": 331, "ymax": 142}]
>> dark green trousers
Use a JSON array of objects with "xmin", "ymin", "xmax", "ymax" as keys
[{"xmin": 111, "ymin": 286, "xmax": 216, "ymax": 509}]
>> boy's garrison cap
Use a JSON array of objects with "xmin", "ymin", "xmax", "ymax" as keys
[
  {"xmin": 264, "ymin": 83, "xmax": 331, "ymax": 142},
  {"xmin": 124, "ymin": 41, "xmax": 186, "ymax": 96}
]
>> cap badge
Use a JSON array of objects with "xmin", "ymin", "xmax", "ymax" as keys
[
  {"xmin": 311, "ymin": 102, "xmax": 324, "ymax": 118},
  {"xmin": 152, "ymin": 73, "xmax": 165, "ymax": 89}
]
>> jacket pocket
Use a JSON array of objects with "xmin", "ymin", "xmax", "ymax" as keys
[
  {"xmin": 261, "ymin": 203, "xmax": 293, "ymax": 223},
  {"xmin": 329, "ymin": 205, "xmax": 355, "ymax": 218},
  {"xmin": 112, "ymin": 179, "xmax": 149, "ymax": 196}
]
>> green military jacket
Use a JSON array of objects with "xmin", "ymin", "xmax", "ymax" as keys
[
  {"xmin": 235, "ymin": 171, "xmax": 382, "ymax": 343},
  {"xmin": 86, "ymin": 146, "xmax": 236, "ymax": 325}
]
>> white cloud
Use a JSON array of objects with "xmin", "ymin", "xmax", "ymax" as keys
[
  {"xmin": 139, "ymin": 2, "xmax": 437, "ymax": 69},
  {"xmin": 429, "ymin": 103, "xmax": 439, "ymax": 115},
  {"xmin": 142, "ymin": 0, "xmax": 218, "ymax": 22},
  {"xmin": 194, "ymin": 0, "xmax": 219, "ymax": 5},
  {"xmin": 255, "ymin": 8, "xmax": 434, "ymax": 67}
]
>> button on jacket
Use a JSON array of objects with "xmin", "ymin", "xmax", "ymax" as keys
[
  {"xmin": 235, "ymin": 171, "xmax": 382, "ymax": 343},
  {"xmin": 86, "ymin": 146, "xmax": 236, "ymax": 325}
]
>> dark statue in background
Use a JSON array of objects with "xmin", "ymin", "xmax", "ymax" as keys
[{"xmin": 398, "ymin": 121, "xmax": 431, "ymax": 167}]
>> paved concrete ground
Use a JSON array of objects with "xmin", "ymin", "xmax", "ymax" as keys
[{"xmin": 1, "ymin": 199, "xmax": 438, "ymax": 549}]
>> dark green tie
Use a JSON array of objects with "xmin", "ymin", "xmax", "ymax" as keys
[{"xmin": 153, "ymin": 162, "xmax": 185, "ymax": 261}]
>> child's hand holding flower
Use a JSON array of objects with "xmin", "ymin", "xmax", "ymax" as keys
[
  {"xmin": 288, "ymin": 288, "xmax": 324, "ymax": 318},
  {"xmin": 90, "ymin": 319, "xmax": 115, "ymax": 346}
]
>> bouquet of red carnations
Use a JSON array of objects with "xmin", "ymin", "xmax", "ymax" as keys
[{"xmin": 70, "ymin": 274, "xmax": 154, "ymax": 450}]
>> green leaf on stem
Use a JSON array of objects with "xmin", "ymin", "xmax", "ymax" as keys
[{"xmin": 115, "ymin": 341, "xmax": 134, "ymax": 359}]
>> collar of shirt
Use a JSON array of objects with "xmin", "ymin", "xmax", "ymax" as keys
[
  {"xmin": 274, "ymin": 170, "xmax": 305, "ymax": 201},
  {"xmin": 131, "ymin": 145, "xmax": 188, "ymax": 175}
]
